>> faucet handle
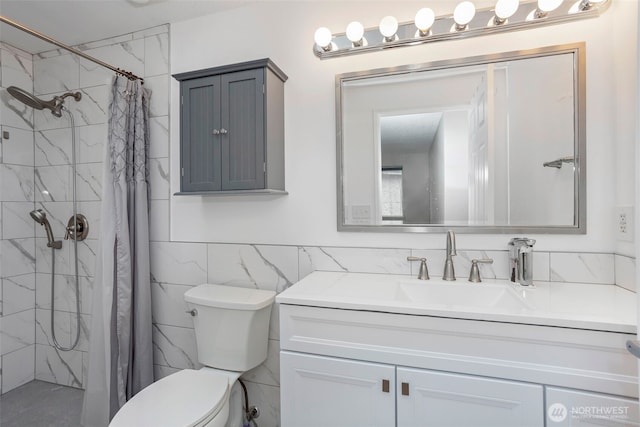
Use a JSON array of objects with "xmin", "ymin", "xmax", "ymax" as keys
[
  {"xmin": 407, "ymin": 256, "xmax": 430, "ymax": 280},
  {"xmin": 468, "ymin": 258, "xmax": 494, "ymax": 283}
]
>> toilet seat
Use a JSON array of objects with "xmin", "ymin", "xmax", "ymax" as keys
[{"xmin": 109, "ymin": 369, "xmax": 230, "ymax": 427}]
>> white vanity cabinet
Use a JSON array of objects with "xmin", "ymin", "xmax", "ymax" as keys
[
  {"xmin": 278, "ymin": 272, "xmax": 638, "ymax": 427},
  {"xmin": 281, "ymin": 351, "xmax": 543, "ymax": 427}
]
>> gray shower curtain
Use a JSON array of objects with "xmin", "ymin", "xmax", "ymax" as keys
[{"xmin": 81, "ymin": 76, "xmax": 153, "ymax": 427}]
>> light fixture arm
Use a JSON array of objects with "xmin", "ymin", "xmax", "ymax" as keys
[{"xmin": 313, "ymin": 0, "xmax": 611, "ymax": 59}]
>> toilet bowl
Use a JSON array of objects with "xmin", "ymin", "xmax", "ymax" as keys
[
  {"xmin": 109, "ymin": 368, "xmax": 238, "ymax": 427},
  {"xmin": 109, "ymin": 284, "xmax": 275, "ymax": 427}
]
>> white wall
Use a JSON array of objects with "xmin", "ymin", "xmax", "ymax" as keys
[{"xmin": 170, "ymin": 0, "xmax": 636, "ymax": 254}]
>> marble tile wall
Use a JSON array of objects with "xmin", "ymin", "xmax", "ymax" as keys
[{"xmin": 0, "ymin": 42, "xmax": 36, "ymax": 395}]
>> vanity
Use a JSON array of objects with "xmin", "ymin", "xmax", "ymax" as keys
[{"xmin": 277, "ymin": 272, "xmax": 638, "ymax": 426}]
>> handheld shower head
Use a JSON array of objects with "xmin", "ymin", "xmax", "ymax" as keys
[
  {"xmin": 7, "ymin": 86, "xmax": 82, "ymax": 117},
  {"xmin": 29, "ymin": 209, "xmax": 61, "ymax": 249},
  {"xmin": 30, "ymin": 208, "xmax": 47, "ymax": 224}
]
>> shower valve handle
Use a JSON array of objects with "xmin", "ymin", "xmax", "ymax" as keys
[{"xmin": 64, "ymin": 225, "xmax": 73, "ymax": 240}]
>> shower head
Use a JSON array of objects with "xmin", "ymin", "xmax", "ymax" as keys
[
  {"xmin": 7, "ymin": 86, "xmax": 82, "ymax": 118},
  {"xmin": 29, "ymin": 209, "xmax": 61, "ymax": 249},
  {"xmin": 30, "ymin": 208, "xmax": 47, "ymax": 224},
  {"xmin": 7, "ymin": 86, "xmax": 46, "ymax": 110}
]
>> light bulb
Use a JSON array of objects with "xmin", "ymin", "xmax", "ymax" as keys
[
  {"xmin": 537, "ymin": 0, "xmax": 563, "ymax": 12},
  {"xmin": 346, "ymin": 21, "xmax": 365, "ymax": 45},
  {"xmin": 454, "ymin": 1, "xmax": 476, "ymax": 28},
  {"xmin": 495, "ymin": 0, "xmax": 519, "ymax": 21},
  {"xmin": 379, "ymin": 16, "xmax": 399, "ymax": 41},
  {"xmin": 415, "ymin": 8, "xmax": 435, "ymax": 35},
  {"xmin": 314, "ymin": 27, "xmax": 333, "ymax": 50}
]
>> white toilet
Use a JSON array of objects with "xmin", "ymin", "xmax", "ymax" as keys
[{"xmin": 109, "ymin": 284, "xmax": 276, "ymax": 427}]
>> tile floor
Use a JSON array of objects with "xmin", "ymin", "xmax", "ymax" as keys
[{"xmin": 0, "ymin": 380, "xmax": 83, "ymax": 427}]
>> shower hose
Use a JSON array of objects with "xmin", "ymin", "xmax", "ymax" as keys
[{"xmin": 49, "ymin": 107, "xmax": 81, "ymax": 352}]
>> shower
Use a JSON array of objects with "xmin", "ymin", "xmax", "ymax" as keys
[{"xmin": 9, "ymin": 85, "xmax": 88, "ymax": 352}]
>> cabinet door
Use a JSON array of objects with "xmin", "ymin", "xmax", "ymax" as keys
[
  {"xmin": 397, "ymin": 368, "xmax": 543, "ymax": 427},
  {"xmin": 546, "ymin": 387, "xmax": 640, "ymax": 426},
  {"xmin": 280, "ymin": 351, "xmax": 395, "ymax": 427},
  {"xmin": 181, "ymin": 75, "xmax": 222, "ymax": 192},
  {"xmin": 220, "ymin": 68, "xmax": 265, "ymax": 190}
]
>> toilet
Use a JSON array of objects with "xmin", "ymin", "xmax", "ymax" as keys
[{"xmin": 109, "ymin": 284, "xmax": 276, "ymax": 427}]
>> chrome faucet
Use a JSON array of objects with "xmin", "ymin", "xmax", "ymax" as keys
[
  {"xmin": 443, "ymin": 230, "xmax": 456, "ymax": 281},
  {"xmin": 407, "ymin": 256, "xmax": 430, "ymax": 280},
  {"xmin": 508, "ymin": 237, "xmax": 536, "ymax": 286}
]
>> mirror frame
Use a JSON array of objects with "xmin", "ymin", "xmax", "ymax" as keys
[{"xmin": 336, "ymin": 43, "xmax": 586, "ymax": 234}]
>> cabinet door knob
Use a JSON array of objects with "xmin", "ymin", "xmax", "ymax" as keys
[
  {"xmin": 401, "ymin": 382, "xmax": 410, "ymax": 396},
  {"xmin": 382, "ymin": 379, "xmax": 390, "ymax": 393},
  {"xmin": 212, "ymin": 129, "xmax": 220, "ymax": 135},
  {"xmin": 220, "ymin": 128, "xmax": 228, "ymax": 135}
]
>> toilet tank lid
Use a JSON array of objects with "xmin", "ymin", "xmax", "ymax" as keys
[{"xmin": 185, "ymin": 284, "xmax": 276, "ymax": 310}]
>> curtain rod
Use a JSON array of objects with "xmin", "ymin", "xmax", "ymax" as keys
[{"xmin": 0, "ymin": 15, "xmax": 143, "ymax": 82}]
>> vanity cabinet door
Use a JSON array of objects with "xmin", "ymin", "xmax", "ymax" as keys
[
  {"xmin": 396, "ymin": 367, "xmax": 544, "ymax": 427},
  {"xmin": 546, "ymin": 387, "xmax": 640, "ymax": 426},
  {"xmin": 280, "ymin": 351, "xmax": 396, "ymax": 427}
]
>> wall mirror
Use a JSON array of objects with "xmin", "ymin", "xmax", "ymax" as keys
[{"xmin": 337, "ymin": 43, "xmax": 586, "ymax": 233}]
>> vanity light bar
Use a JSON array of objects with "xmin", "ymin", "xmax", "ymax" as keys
[{"xmin": 313, "ymin": 0, "xmax": 611, "ymax": 59}]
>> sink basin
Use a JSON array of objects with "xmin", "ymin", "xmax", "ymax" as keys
[
  {"xmin": 324, "ymin": 275, "xmax": 531, "ymax": 312},
  {"xmin": 397, "ymin": 280, "xmax": 531, "ymax": 311}
]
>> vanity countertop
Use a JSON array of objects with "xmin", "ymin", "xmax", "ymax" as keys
[{"xmin": 276, "ymin": 271, "xmax": 637, "ymax": 334}]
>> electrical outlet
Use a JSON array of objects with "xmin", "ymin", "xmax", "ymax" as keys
[{"xmin": 616, "ymin": 206, "xmax": 634, "ymax": 242}]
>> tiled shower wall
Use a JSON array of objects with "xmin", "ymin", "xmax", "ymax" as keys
[
  {"xmin": 27, "ymin": 25, "xmax": 170, "ymax": 392},
  {"xmin": 0, "ymin": 42, "xmax": 36, "ymax": 395},
  {"xmin": 0, "ymin": 22, "xmax": 637, "ymax": 427},
  {"xmin": 0, "ymin": 24, "xmax": 172, "ymax": 397}
]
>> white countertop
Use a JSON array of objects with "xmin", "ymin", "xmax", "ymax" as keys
[{"xmin": 276, "ymin": 271, "xmax": 637, "ymax": 334}]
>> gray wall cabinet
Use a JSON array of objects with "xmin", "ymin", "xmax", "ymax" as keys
[{"xmin": 174, "ymin": 59, "xmax": 287, "ymax": 194}]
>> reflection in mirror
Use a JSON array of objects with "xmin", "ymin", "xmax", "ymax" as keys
[{"xmin": 338, "ymin": 43, "xmax": 585, "ymax": 233}]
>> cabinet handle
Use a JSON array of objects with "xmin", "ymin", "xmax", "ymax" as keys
[
  {"xmin": 382, "ymin": 379, "xmax": 390, "ymax": 393},
  {"xmin": 220, "ymin": 128, "xmax": 228, "ymax": 135},
  {"xmin": 401, "ymin": 382, "xmax": 409, "ymax": 396},
  {"xmin": 212, "ymin": 129, "xmax": 220, "ymax": 135}
]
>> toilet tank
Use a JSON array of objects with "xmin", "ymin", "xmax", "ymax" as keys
[{"xmin": 184, "ymin": 284, "xmax": 276, "ymax": 372}]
